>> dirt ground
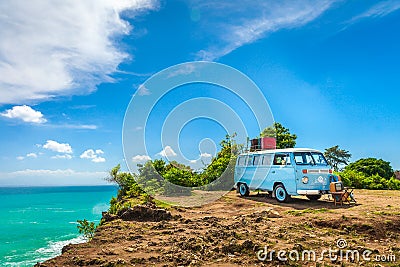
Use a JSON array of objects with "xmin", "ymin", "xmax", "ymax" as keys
[{"xmin": 37, "ymin": 189, "xmax": 400, "ymax": 266}]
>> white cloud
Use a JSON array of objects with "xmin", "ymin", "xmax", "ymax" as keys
[
  {"xmin": 92, "ymin": 157, "xmax": 106, "ymax": 163},
  {"xmin": 0, "ymin": 0, "xmax": 159, "ymax": 104},
  {"xmin": 51, "ymin": 154, "xmax": 72, "ymax": 160},
  {"xmin": 137, "ymin": 84, "xmax": 151, "ymax": 96},
  {"xmin": 80, "ymin": 149, "xmax": 96, "ymax": 159},
  {"xmin": 348, "ymin": 1, "xmax": 400, "ymax": 24},
  {"xmin": 80, "ymin": 149, "xmax": 106, "ymax": 163},
  {"xmin": 43, "ymin": 140, "xmax": 73, "ymax": 154},
  {"xmin": 26, "ymin": 153, "xmax": 38, "ymax": 158},
  {"xmin": 70, "ymin": 104, "xmax": 96, "ymax": 110},
  {"xmin": 200, "ymin": 152, "xmax": 212, "ymax": 158},
  {"xmin": 189, "ymin": 159, "xmax": 198, "ymax": 163},
  {"xmin": 0, "ymin": 105, "xmax": 47, "ymax": 123},
  {"xmin": 192, "ymin": 0, "xmax": 336, "ymax": 60},
  {"xmin": 157, "ymin": 146, "xmax": 177, "ymax": 157},
  {"xmin": 16, "ymin": 156, "xmax": 25, "ymax": 160},
  {"xmin": 166, "ymin": 63, "xmax": 196, "ymax": 77},
  {"xmin": 132, "ymin": 154, "xmax": 151, "ymax": 162}
]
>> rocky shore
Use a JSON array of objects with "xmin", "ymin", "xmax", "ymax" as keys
[{"xmin": 36, "ymin": 190, "xmax": 400, "ymax": 266}]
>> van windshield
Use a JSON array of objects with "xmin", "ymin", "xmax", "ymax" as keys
[
  {"xmin": 311, "ymin": 152, "xmax": 328, "ymax": 166},
  {"xmin": 294, "ymin": 152, "xmax": 314, "ymax": 165},
  {"xmin": 294, "ymin": 152, "xmax": 328, "ymax": 166}
]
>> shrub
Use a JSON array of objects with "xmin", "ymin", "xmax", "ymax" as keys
[
  {"xmin": 387, "ymin": 177, "xmax": 400, "ymax": 190},
  {"xmin": 77, "ymin": 219, "xmax": 96, "ymax": 239},
  {"xmin": 345, "ymin": 158, "xmax": 394, "ymax": 179},
  {"xmin": 337, "ymin": 169, "xmax": 399, "ymax": 190}
]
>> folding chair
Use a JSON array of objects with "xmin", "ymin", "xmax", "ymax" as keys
[{"xmin": 331, "ymin": 188, "xmax": 356, "ymax": 206}]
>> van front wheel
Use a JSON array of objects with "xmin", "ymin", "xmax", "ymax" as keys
[
  {"xmin": 238, "ymin": 183, "xmax": 250, "ymax": 197},
  {"xmin": 274, "ymin": 184, "xmax": 290, "ymax": 203}
]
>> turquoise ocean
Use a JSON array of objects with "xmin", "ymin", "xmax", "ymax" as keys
[{"xmin": 0, "ymin": 185, "xmax": 117, "ymax": 266}]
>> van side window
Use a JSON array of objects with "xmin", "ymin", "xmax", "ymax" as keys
[
  {"xmin": 253, "ymin": 155, "xmax": 261, "ymax": 165},
  {"xmin": 261, "ymin": 154, "xmax": 273, "ymax": 165},
  {"xmin": 285, "ymin": 154, "xmax": 291, "ymax": 165},
  {"xmin": 273, "ymin": 154, "xmax": 290, "ymax": 165},
  {"xmin": 246, "ymin": 156, "xmax": 253, "ymax": 166},
  {"xmin": 237, "ymin": 156, "xmax": 244, "ymax": 166}
]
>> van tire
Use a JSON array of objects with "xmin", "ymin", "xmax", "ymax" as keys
[
  {"xmin": 238, "ymin": 183, "xmax": 250, "ymax": 197},
  {"xmin": 306, "ymin": 195, "xmax": 321, "ymax": 201},
  {"xmin": 274, "ymin": 184, "xmax": 290, "ymax": 203}
]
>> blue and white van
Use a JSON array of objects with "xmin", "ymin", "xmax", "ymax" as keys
[{"xmin": 234, "ymin": 148, "xmax": 334, "ymax": 202}]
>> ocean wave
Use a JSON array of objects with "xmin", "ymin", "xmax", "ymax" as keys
[
  {"xmin": 53, "ymin": 210, "xmax": 76, "ymax": 213},
  {"xmin": 2, "ymin": 235, "xmax": 87, "ymax": 267},
  {"xmin": 35, "ymin": 235, "xmax": 87, "ymax": 255}
]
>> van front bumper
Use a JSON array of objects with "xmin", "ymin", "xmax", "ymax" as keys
[{"xmin": 297, "ymin": 190, "xmax": 328, "ymax": 195}]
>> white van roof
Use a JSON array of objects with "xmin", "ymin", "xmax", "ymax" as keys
[{"xmin": 240, "ymin": 148, "xmax": 322, "ymax": 156}]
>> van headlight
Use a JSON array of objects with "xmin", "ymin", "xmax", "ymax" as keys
[{"xmin": 302, "ymin": 176, "xmax": 309, "ymax": 184}]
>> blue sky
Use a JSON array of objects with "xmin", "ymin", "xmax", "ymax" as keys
[{"xmin": 0, "ymin": 0, "xmax": 399, "ymax": 186}]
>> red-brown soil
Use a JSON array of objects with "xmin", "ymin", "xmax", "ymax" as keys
[{"xmin": 36, "ymin": 189, "xmax": 400, "ymax": 266}]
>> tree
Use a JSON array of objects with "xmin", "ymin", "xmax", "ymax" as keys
[
  {"xmin": 105, "ymin": 164, "xmax": 144, "ymax": 199},
  {"xmin": 324, "ymin": 145, "xmax": 351, "ymax": 171},
  {"xmin": 77, "ymin": 219, "xmax": 96, "ymax": 239},
  {"xmin": 345, "ymin": 158, "xmax": 394, "ymax": 179},
  {"xmin": 199, "ymin": 134, "xmax": 241, "ymax": 191},
  {"xmin": 260, "ymin": 122, "xmax": 297, "ymax": 149}
]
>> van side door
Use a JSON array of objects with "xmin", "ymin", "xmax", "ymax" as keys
[{"xmin": 270, "ymin": 153, "xmax": 296, "ymax": 195}]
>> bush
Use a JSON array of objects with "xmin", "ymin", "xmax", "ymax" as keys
[
  {"xmin": 77, "ymin": 219, "xmax": 96, "ymax": 239},
  {"xmin": 337, "ymin": 157, "xmax": 399, "ymax": 190},
  {"xmin": 337, "ymin": 170, "xmax": 399, "ymax": 190},
  {"xmin": 362, "ymin": 174, "xmax": 388, "ymax": 190},
  {"xmin": 345, "ymin": 158, "xmax": 394, "ymax": 179},
  {"xmin": 105, "ymin": 134, "xmax": 240, "ymax": 211},
  {"xmin": 387, "ymin": 177, "xmax": 400, "ymax": 190}
]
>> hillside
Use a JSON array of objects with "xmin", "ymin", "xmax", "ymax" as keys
[{"xmin": 36, "ymin": 190, "xmax": 400, "ymax": 266}]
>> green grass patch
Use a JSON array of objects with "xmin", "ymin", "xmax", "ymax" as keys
[
  {"xmin": 286, "ymin": 208, "xmax": 331, "ymax": 216},
  {"xmin": 371, "ymin": 211, "xmax": 400, "ymax": 216},
  {"xmin": 154, "ymin": 198, "xmax": 173, "ymax": 209}
]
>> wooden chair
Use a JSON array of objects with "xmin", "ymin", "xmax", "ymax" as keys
[{"xmin": 331, "ymin": 188, "xmax": 356, "ymax": 206}]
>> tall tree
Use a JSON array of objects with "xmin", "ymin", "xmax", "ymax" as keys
[
  {"xmin": 324, "ymin": 145, "xmax": 352, "ymax": 171},
  {"xmin": 260, "ymin": 122, "xmax": 297, "ymax": 149}
]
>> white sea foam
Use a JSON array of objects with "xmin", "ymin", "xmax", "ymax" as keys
[
  {"xmin": 3, "ymin": 235, "xmax": 87, "ymax": 267},
  {"xmin": 35, "ymin": 235, "xmax": 87, "ymax": 255}
]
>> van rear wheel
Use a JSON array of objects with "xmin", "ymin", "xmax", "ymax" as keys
[
  {"xmin": 274, "ymin": 184, "xmax": 290, "ymax": 203},
  {"xmin": 306, "ymin": 195, "xmax": 321, "ymax": 201},
  {"xmin": 238, "ymin": 183, "xmax": 249, "ymax": 197}
]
